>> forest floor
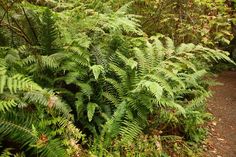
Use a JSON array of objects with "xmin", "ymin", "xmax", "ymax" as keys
[{"xmin": 206, "ymin": 71, "xmax": 236, "ymax": 157}]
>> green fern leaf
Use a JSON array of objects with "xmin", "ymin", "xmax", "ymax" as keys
[
  {"xmin": 87, "ymin": 102, "xmax": 98, "ymax": 122},
  {"xmin": 120, "ymin": 119, "xmax": 142, "ymax": 143},
  {"xmin": 134, "ymin": 80, "xmax": 163, "ymax": 100},
  {"xmin": 0, "ymin": 99, "xmax": 17, "ymax": 113},
  {"xmin": 0, "ymin": 113, "xmax": 68, "ymax": 157},
  {"xmin": 0, "ymin": 75, "xmax": 7, "ymax": 93},
  {"xmin": 90, "ymin": 65, "xmax": 104, "ymax": 80}
]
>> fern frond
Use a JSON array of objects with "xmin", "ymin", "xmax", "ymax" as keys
[
  {"xmin": 158, "ymin": 68, "xmax": 186, "ymax": 89},
  {"xmin": 87, "ymin": 102, "xmax": 98, "ymax": 122},
  {"xmin": 23, "ymin": 90, "xmax": 71, "ymax": 117},
  {"xmin": 102, "ymin": 91, "xmax": 119, "ymax": 106},
  {"xmin": 36, "ymin": 139, "xmax": 68, "ymax": 157},
  {"xmin": 104, "ymin": 78, "xmax": 123, "ymax": 97},
  {"xmin": 186, "ymin": 92, "xmax": 212, "ymax": 110},
  {"xmin": 120, "ymin": 119, "xmax": 142, "ymax": 144},
  {"xmin": 41, "ymin": 55, "xmax": 60, "ymax": 69},
  {"xmin": 22, "ymin": 55, "xmax": 37, "ymax": 66},
  {"xmin": 0, "ymin": 112, "xmax": 38, "ymax": 147},
  {"xmin": 0, "ymin": 148, "xmax": 12, "ymax": 157},
  {"xmin": 0, "ymin": 99, "xmax": 17, "ymax": 113},
  {"xmin": 158, "ymin": 98, "xmax": 186, "ymax": 115},
  {"xmin": 176, "ymin": 43, "xmax": 196, "ymax": 54},
  {"xmin": 0, "ymin": 113, "xmax": 68, "ymax": 157},
  {"xmin": 0, "ymin": 74, "xmax": 42, "ymax": 94},
  {"xmin": 109, "ymin": 63, "xmax": 127, "ymax": 82},
  {"xmin": 144, "ymin": 74, "xmax": 174, "ymax": 97},
  {"xmin": 102, "ymin": 101, "xmax": 128, "ymax": 137},
  {"xmin": 76, "ymin": 82, "xmax": 93, "ymax": 97},
  {"xmin": 40, "ymin": 8, "xmax": 58, "ymax": 55},
  {"xmin": 90, "ymin": 65, "xmax": 104, "ymax": 80},
  {"xmin": 165, "ymin": 37, "xmax": 175, "ymax": 51},
  {"xmin": 133, "ymin": 47, "xmax": 149, "ymax": 75},
  {"xmin": 117, "ymin": 52, "xmax": 137, "ymax": 70},
  {"xmin": 133, "ymin": 80, "xmax": 163, "ymax": 100}
]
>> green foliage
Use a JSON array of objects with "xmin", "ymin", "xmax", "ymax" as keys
[
  {"xmin": 87, "ymin": 102, "xmax": 98, "ymax": 122},
  {"xmin": 40, "ymin": 8, "xmax": 58, "ymax": 55},
  {"xmin": 0, "ymin": 0, "xmax": 234, "ymax": 157},
  {"xmin": 0, "ymin": 113, "xmax": 68, "ymax": 157},
  {"xmin": 90, "ymin": 65, "xmax": 104, "ymax": 80},
  {"xmin": 110, "ymin": 0, "xmax": 234, "ymax": 48}
]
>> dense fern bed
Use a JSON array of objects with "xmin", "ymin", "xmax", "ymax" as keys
[{"xmin": 0, "ymin": 0, "xmax": 234, "ymax": 157}]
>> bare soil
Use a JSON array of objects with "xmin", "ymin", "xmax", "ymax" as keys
[{"xmin": 206, "ymin": 71, "xmax": 236, "ymax": 157}]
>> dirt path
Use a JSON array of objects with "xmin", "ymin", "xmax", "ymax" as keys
[{"xmin": 206, "ymin": 71, "xmax": 236, "ymax": 157}]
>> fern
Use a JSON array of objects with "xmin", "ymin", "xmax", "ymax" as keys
[
  {"xmin": 0, "ymin": 1, "xmax": 235, "ymax": 156},
  {"xmin": 23, "ymin": 90, "xmax": 72, "ymax": 117},
  {"xmin": 0, "ymin": 113, "xmax": 68, "ymax": 157},
  {"xmin": 40, "ymin": 8, "xmax": 58, "ymax": 55},
  {"xmin": 120, "ymin": 119, "xmax": 142, "ymax": 144},
  {"xmin": 0, "ymin": 99, "xmax": 17, "ymax": 113},
  {"xmin": 87, "ymin": 102, "xmax": 98, "ymax": 122},
  {"xmin": 102, "ymin": 91, "xmax": 119, "ymax": 105},
  {"xmin": 0, "ymin": 148, "xmax": 12, "ymax": 157},
  {"xmin": 133, "ymin": 80, "xmax": 163, "ymax": 100}
]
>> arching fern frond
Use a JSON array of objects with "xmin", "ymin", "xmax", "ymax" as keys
[
  {"xmin": 0, "ymin": 113, "xmax": 68, "ymax": 157},
  {"xmin": 23, "ymin": 90, "xmax": 72, "ymax": 117},
  {"xmin": 0, "ymin": 74, "xmax": 42, "ymax": 94},
  {"xmin": 109, "ymin": 63, "xmax": 127, "ymax": 82},
  {"xmin": 0, "ymin": 99, "xmax": 17, "ymax": 113},
  {"xmin": 120, "ymin": 119, "xmax": 142, "ymax": 144}
]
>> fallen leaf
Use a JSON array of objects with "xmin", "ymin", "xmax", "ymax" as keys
[
  {"xmin": 217, "ymin": 138, "xmax": 224, "ymax": 141},
  {"xmin": 212, "ymin": 121, "xmax": 217, "ymax": 126}
]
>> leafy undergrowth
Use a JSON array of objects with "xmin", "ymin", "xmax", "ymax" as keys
[{"xmin": 0, "ymin": 1, "xmax": 234, "ymax": 157}]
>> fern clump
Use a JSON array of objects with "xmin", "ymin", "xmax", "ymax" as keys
[{"xmin": 0, "ymin": 1, "xmax": 234, "ymax": 157}]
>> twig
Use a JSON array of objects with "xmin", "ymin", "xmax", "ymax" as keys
[
  {"xmin": 0, "ymin": 0, "xmax": 15, "ymax": 24},
  {"xmin": 21, "ymin": 6, "xmax": 39, "ymax": 45},
  {"xmin": 0, "ymin": 21, "xmax": 32, "ymax": 44}
]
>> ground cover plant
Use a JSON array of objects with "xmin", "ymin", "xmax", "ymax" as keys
[{"xmin": 0, "ymin": 0, "xmax": 235, "ymax": 156}]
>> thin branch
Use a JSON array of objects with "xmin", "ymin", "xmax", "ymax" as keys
[
  {"xmin": 11, "ymin": 17, "xmax": 32, "ymax": 44},
  {"xmin": 0, "ymin": 1, "xmax": 33, "ymax": 45},
  {"xmin": 0, "ymin": 21, "xmax": 32, "ymax": 44},
  {"xmin": 21, "ymin": 6, "xmax": 39, "ymax": 45},
  {"xmin": 0, "ymin": 9, "xmax": 7, "ymax": 24},
  {"xmin": 0, "ymin": 0, "xmax": 16, "ymax": 22}
]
